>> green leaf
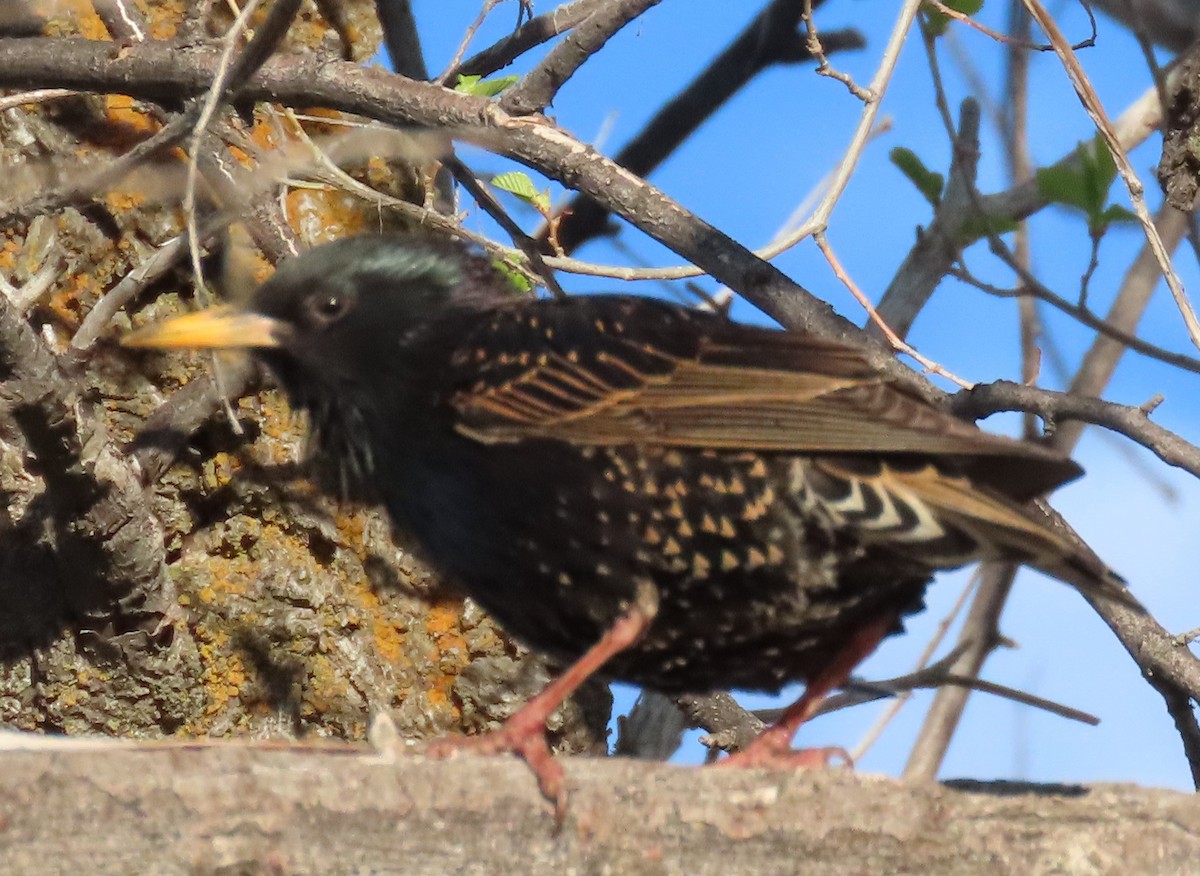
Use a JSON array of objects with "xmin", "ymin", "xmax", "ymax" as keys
[
  {"xmin": 1078, "ymin": 138, "xmax": 1118, "ymax": 218},
  {"xmin": 1099, "ymin": 204, "xmax": 1137, "ymax": 226},
  {"xmin": 1035, "ymin": 162, "xmax": 1091, "ymax": 213},
  {"xmin": 924, "ymin": 0, "xmax": 984, "ymax": 37},
  {"xmin": 453, "ymin": 74, "xmax": 519, "ymax": 97},
  {"xmin": 492, "ymin": 256, "xmax": 535, "ymax": 294},
  {"xmin": 958, "ymin": 212, "xmax": 1019, "ymax": 242},
  {"xmin": 492, "ymin": 171, "xmax": 551, "ymax": 212},
  {"xmin": 1037, "ymin": 137, "xmax": 1128, "ymax": 234},
  {"xmin": 890, "ymin": 147, "xmax": 944, "ymax": 206}
]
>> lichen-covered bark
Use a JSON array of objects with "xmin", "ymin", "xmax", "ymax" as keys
[{"xmin": 0, "ymin": 0, "xmax": 607, "ymax": 756}]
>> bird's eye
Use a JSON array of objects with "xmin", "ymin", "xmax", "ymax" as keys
[{"xmin": 308, "ymin": 293, "xmax": 348, "ymax": 324}]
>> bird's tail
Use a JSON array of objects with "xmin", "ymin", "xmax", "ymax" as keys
[
  {"xmin": 811, "ymin": 458, "xmax": 1138, "ymax": 609},
  {"xmin": 1020, "ymin": 498, "xmax": 1139, "ymax": 609}
]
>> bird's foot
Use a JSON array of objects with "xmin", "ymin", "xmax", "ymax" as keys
[
  {"xmin": 424, "ymin": 712, "xmax": 566, "ymax": 822},
  {"xmin": 717, "ymin": 733, "xmax": 852, "ymax": 770}
]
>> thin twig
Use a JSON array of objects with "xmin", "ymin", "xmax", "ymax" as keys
[
  {"xmin": 801, "ymin": 0, "xmax": 870, "ymax": 99},
  {"xmin": 182, "ymin": 0, "xmax": 268, "ymax": 293},
  {"xmin": 443, "ymin": 156, "xmax": 565, "ymax": 296},
  {"xmin": 436, "ymin": 0, "xmax": 513, "ymax": 85},
  {"xmin": 815, "ymin": 231, "xmax": 973, "ymax": 388},
  {"xmin": 789, "ymin": 0, "xmax": 924, "ymax": 237},
  {"xmin": 904, "ymin": 563, "xmax": 1018, "ymax": 781},
  {"xmin": 959, "ymin": 239, "xmax": 1200, "ymax": 376},
  {"xmin": 0, "ymin": 87, "xmax": 75, "ymax": 111},
  {"xmin": 851, "ymin": 570, "xmax": 981, "ymax": 761},
  {"xmin": 0, "ymin": 110, "xmax": 197, "ymax": 226},
  {"xmin": 924, "ymin": 0, "xmax": 1094, "ymax": 50}
]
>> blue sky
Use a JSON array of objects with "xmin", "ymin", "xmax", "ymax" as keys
[{"xmin": 410, "ymin": 2, "xmax": 1200, "ymax": 788}]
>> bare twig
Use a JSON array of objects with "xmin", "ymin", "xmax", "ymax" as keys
[
  {"xmin": 183, "ymin": 0, "xmax": 303, "ymax": 288},
  {"xmin": 801, "ymin": 0, "xmax": 870, "ymax": 99},
  {"xmin": 0, "ymin": 110, "xmax": 196, "ymax": 226},
  {"xmin": 1055, "ymin": 214, "xmax": 1194, "ymax": 451},
  {"xmin": 436, "ymin": 0, "xmax": 512, "ymax": 85},
  {"xmin": 443, "ymin": 156, "xmax": 565, "ymax": 295},
  {"xmin": 873, "ymin": 97, "xmax": 983, "ymax": 339},
  {"xmin": 93, "ymin": 0, "xmax": 148, "ymax": 42},
  {"xmin": 815, "ymin": 231, "xmax": 973, "ymax": 388},
  {"xmin": 673, "ymin": 692, "xmax": 767, "ymax": 758},
  {"xmin": 924, "ymin": 0, "xmax": 1094, "ymax": 50},
  {"xmin": 959, "ymin": 238, "xmax": 1200, "ymax": 375},
  {"xmin": 851, "ymin": 571, "xmax": 980, "ymax": 761},
  {"xmin": 0, "ymin": 87, "xmax": 75, "ymax": 111}
]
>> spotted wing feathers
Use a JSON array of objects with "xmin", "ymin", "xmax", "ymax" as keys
[{"xmin": 450, "ymin": 296, "xmax": 1079, "ymax": 499}]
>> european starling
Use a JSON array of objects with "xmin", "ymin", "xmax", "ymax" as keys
[{"xmin": 125, "ymin": 235, "xmax": 1124, "ymax": 804}]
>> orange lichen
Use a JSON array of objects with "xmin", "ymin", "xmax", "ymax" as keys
[
  {"xmin": 348, "ymin": 578, "xmax": 408, "ymax": 665},
  {"xmin": 296, "ymin": 107, "xmax": 350, "ymax": 137},
  {"xmin": 104, "ymin": 94, "xmax": 159, "ymax": 134},
  {"xmin": 426, "ymin": 673, "xmax": 455, "ymax": 711},
  {"xmin": 48, "ymin": 272, "xmax": 95, "ymax": 327},
  {"xmin": 51, "ymin": 1, "xmax": 108, "ymax": 40},
  {"xmin": 248, "ymin": 117, "xmax": 285, "ymax": 152},
  {"xmin": 0, "ymin": 239, "xmax": 18, "ymax": 271},
  {"xmin": 371, "ymin": 614, "xmax": 406, "ymax": 665},
  {"xmin": 145, "ymin": 0, "xmax": 183, "ymax": 41},
  {"xmin": 424, "ymin": 601, "xmax": 470, "ymax": 680},
  {"xmin": 284, "ymin": 188, "xmax": 369, "ymax": 244},
  {"xmin": 333, "ymin": 510, "xmax": 368, "ymax": 556},
  {"xmin": 194, "ymin": 624, "xmax": 249, "ymax": 720},
  {"xmin": 104, "ymin": 188, "xmax": 148, "ymax": 214},
  {"xmin": 424, "ymin": 601, "xmax": 463, "ymax": 637},
  {"xmin": 201, "ymin": 451, "xmax": 243, "ymax": 491}
]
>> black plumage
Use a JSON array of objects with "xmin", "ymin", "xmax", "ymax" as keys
[{"xmin": 124, "ymin": 234, "xmax": 1123, "ymax": 793}]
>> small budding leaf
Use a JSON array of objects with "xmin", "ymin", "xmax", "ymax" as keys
[
  {"xmin": 492, "ymin": 256, "xmax": 536, "ymax": 295},
  {"xmin": 1099, "ymin": 204, "xmax": 1138, "ymax": 227},
  {"xmin": 492, "ymin": 171, "xmax": 552, "ymax": 212},
  {"xmin": 958, "ymin": 213, "xmax": 1019, "ymax": 242},
  {"xmin": 924, "ymin": 0, "xmax": 985, "ymax": 37},
  {"xmin": 1035, "ymin": 162, "xmax": 1092, "ymax": 213},
  {"xmin": 454, "ymin": 74, "xmax": 520, "ymax": 97},
  {"xmin": 1035, "ymin": 137, "xmax": 1131, "ymax": 236},
  {"xmin": 890, "ymin": 147, "xmax": 945, "ymax": 206}
]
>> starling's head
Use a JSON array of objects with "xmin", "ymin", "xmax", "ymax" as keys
[
  {"xmin": 124, "ymin": 235, "xmax": 509, "ymax": 385},
  {"xmin": 124, "ymin": 235, "xmax": 513, "ymax": 484}
]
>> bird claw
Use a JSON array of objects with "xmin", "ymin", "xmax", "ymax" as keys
[
  {"xmin": 423, "ymin": 725, "xmax": 569, "ymax": 824},
  {"xmin": 717, "ymin": 742, "xmax": 854, "ymax": 770}
]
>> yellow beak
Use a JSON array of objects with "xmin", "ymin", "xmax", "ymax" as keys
[{"xmin": 122, "ymin": 306, "xmax": 284, "ymax": 350}]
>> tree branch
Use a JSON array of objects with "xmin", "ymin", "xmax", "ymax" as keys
[
  {"xmin": 2, "ymin": 744, "xmax": 1199, "ymax": 874},
  {"xmin": 951, "ymin": 379, "xmax": 1200, "ymax": 479}
]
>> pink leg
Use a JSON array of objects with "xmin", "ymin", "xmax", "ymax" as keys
[
  {"xmin": 719, "ymin": 616, "xmax": 893, "ymax": 769},
  {"xmin": 425, "ymin": 591, "xmax": 656, "ymax": 817}
]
